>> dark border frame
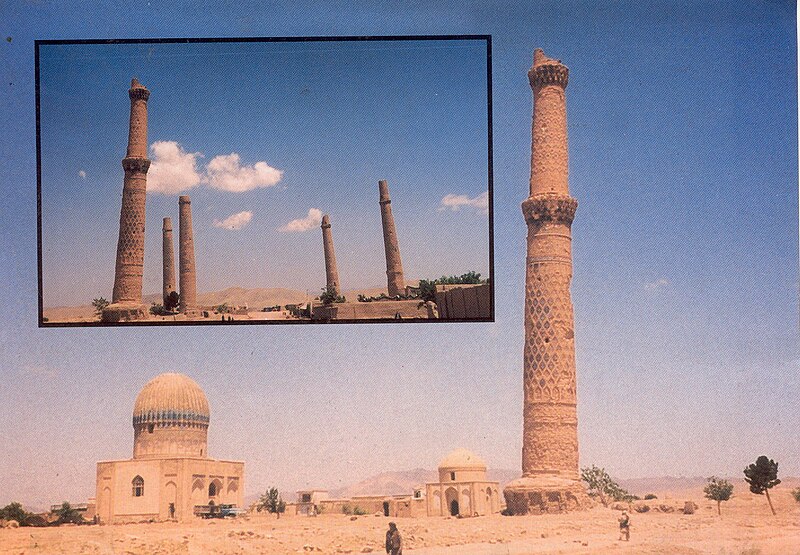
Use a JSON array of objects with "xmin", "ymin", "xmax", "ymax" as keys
[{"xmin": 36, "ymin": 35, "xmax": 494, "ymax": 327}]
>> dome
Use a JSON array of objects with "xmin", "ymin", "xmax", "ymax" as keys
[
  {"xmin": 439, "ymin": 448, "xmax": 487, "ymax": 470},
  {"xmin": 132, "ymin": 373, "xmax": 209, "ymax": 427}
]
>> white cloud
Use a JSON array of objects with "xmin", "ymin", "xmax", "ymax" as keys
[
  {"xmin": 438, "ymin": 191, "xmax": 489, "ymax": 214},
  {"xmin": 644, "ymin": 278, "xmax": 670, "ymax": 291},
  {"xmin": 279, "ymin": 208, "xmax": 322, "ymax": 232},
  {"xmin": 147, "ymin": 141, "xmax": 203, "ymax": 194},
  {"xmin": 78, "ymin": 170, "xmax": 86, "ymax": 179},
  {"xmin": 213, "ymin": 210, "xmax": 253, "ymax": 230},
  {"xmin": 206, "ymin": 153, "xmax": 283, "ymax": 192}
]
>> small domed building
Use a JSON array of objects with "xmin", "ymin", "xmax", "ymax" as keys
[
  {"xmin": 425, "ymin": 448, "xmax": 501, "ymax": 517},
  {"xmin": 95, "ymin": 373, "xmax": 244, "ymax": 523}
]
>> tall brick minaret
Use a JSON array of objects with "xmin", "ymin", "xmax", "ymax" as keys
[
  {"xmin": 504, "ymin": 49, "xmax": 589, "ymax": 514},
  {"xmin": 162, "ymin": 217, "xmax": 176, "ymax": 304},
  {"xmin": 103, "ymin": 78, "xmax": 151, "ymax": 322},
  {"xmin": 320, "ymin": 214, "xmax": 341, "ymax": 296},
  {"xmin": 178, "ymin": 196, "xmax": 198, "ymax": 315},
  {"xmin": 378, "ymin": 180, "xmax": 405, "ymax": 297}
]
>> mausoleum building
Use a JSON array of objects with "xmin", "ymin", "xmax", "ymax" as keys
[
  {"xmin": 425, "ymin": 449, "xmax": 501, "ymax": 517},
  {"xmin": 96, "ymin": 373, "xmax": 244, "ymax": 523}
]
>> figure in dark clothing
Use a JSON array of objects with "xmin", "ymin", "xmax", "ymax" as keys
[
  {"xmin": 385, "ymin": 522, "xmax": 403, "ymax": 555},
  {"xmin": 618, "ymin": 511, "xmax": 630, "ymax": 541}
]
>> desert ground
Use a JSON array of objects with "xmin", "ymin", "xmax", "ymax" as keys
[
  {"xmin": 3, "ymin": 481, "xmax": 799, "ymax": 555},
  {"xmin": 42, "ymin": 285, "xmax": 420, "ymax": 323}
]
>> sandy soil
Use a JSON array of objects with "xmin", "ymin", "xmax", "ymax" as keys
[
  {"xmin": 41, "ymin": 308, "xmax": 303, "ymax": 324},
  {"xmin": 41, "ymin": 285, "xmax": 420, "ymax": 323},
  {"xmin": 3, "ymin": 484, "xmax": 798, "ymax": 554}
]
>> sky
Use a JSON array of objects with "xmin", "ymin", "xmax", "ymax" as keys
[
  {"xmin": 38, "ymin": 39, "xmax": 490, "ymax": 307},
  {"xmin": 1, "ymin": 0, "xmax": 798, "ymax": 510}
]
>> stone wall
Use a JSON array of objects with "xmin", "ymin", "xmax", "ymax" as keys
[
  {"xmin": 312, "ymin": 299, "xmax": 427, "ymax": 321},
  {"xmin": 434, "ymin": 283, "xmax": 491, "ymax": 319}
]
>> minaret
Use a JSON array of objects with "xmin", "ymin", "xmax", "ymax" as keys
[
  {"xmin": 162, "ymin": 217, "xmax": 176, "ymax": 304},
  {"xmin": 321, "ymin": 214, "xmax": 341, "ymax": 296},
  {"xmin": 178, "ymin": 196, "xmax": 198, "ymax": 315},
  {"xmin": 378, "ymin": 180, "xmax": 405, "ymax": 297},
  {"xmin": 102, "ymin": 78, "xmax": 151, "ymax": 322},
  {"xmin": 503, "ymin": 49, "xmax": 589, "ymax": 514}
]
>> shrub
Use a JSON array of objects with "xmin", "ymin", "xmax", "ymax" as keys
[
  {"xmin": 92, "ymin": 297, "xmax": 109, "ymax": 315},
  {"xmin": 54, "ymin": 502, "xmax": 83, "ymax": 525},
  {"xmin": 342, "ymin": 504, "xmax": 352, "ymax": 515},
  {"xmin": 163, "ymin": 291, "xmax": 180, "ymax": 312},
  {"xmin": 149, "ymin": 303, "xmax": 167, "ymax": 316},
  {"xmin": 319, "ymin": 287, "xmax": 345, "ymax": 305},
  {"xmin": 0, "ymin": 502, "xmax": 30, "ymax": 525},
  {"xmin": 634, "ymin": 504, "xmax": 650, "ymax": 513},
  {"xmin": 353, "ymin": 506, "xmax": 367, "ymax": 516},
  {"xmin": 644, "ymin": 494, "xmax": 657, "ymax": 500},
  {"xmin": 792, "ymin": 487, "xmax": 800, "ymax": 503}
]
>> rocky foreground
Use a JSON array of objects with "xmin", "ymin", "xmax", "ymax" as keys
[{"xmin": 2, "ymin": 484, "xmax": 799, "ymax": 555}]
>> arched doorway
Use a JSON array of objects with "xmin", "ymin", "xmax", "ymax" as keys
[
  {"xmin": 191, "ymin": 478, "xmax": 204, "ymax": 508},
  {"xmin": 450, "ymin": 499, "xmax": 459, "ymax": 516},
  {"xmin": 445, "ymin": 487, "xmax": 459, "ymax": 516},
  {"xmin": 208, "ymin": 479, "xmax": 222, "ymax": 500},
  {"xmin": 164, "ymin": 481, "xmax": 177, "ymax": 520},
  {"xmin": 383, "ymin": 501, "xmax": 390, "ymax": 516}
]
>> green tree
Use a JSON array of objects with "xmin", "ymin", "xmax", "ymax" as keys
[
  {"xmin": 319, "ymin": 287, "xmax": 345, "ymax": 305},
  {"xmin": 580, "ymin": 465, "xmax": 634, "ymax": 506},
  {"xmin": 258, "ymin": 487, "xmax": 286, "ymax": 519},
  {"xmin": 417, "ymin": 280, "xmax": 437, "ymax": 302},
  {"xmin": 92, "ymin": 297, "xmax": 109, "ymax": 315},
  {"xmin": 744, "ymin": 456, "xmax": 781, "ymax": 515},
  {"xmin": 703, "ymin": 476, "xmax": 734, "ymax": 515},
  {"xmin": 164, "ymin": 291, "xmax": 180, "ymax": 312},
  {"xmin": 54, "ymin": 501, "xmax": 82, "ymax": 524},
  {"xmin": 0, "ymin": 502, "xmax": 30, "ymax": 525}
]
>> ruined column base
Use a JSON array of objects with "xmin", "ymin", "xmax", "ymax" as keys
[
  {"xmin": 101, "ymin": 303, "xmax": 147, "ymax": 323},
  {"xmin": 503, "ymin": 474, "xmax": 592, "ymax": 515}
]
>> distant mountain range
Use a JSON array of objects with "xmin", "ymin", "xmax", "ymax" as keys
[{"xmin": 142, "ymin": 287, "xmax": 309, "ymax": 308}]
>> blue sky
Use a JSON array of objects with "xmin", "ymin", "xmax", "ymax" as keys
[
  {"xmin": 1, "ymin": 0, "xmax": 798, "ymax": 509},
  {"xmin": 38, "ymin": 39, "xmax": 490, "ymax": 306}
]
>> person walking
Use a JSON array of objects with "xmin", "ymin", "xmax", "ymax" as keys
[
  {"xmin": 385, "ymin": 522, "xmax": 403, "ymax": 555},
  {"xmin": 618, "ymin": 510, "xmax": 630, "ymax": 541}
]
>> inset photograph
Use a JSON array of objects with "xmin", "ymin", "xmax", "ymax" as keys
[{"xmin": 38, "ymin": 37, "xmax": 492, "ymax": 325}]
